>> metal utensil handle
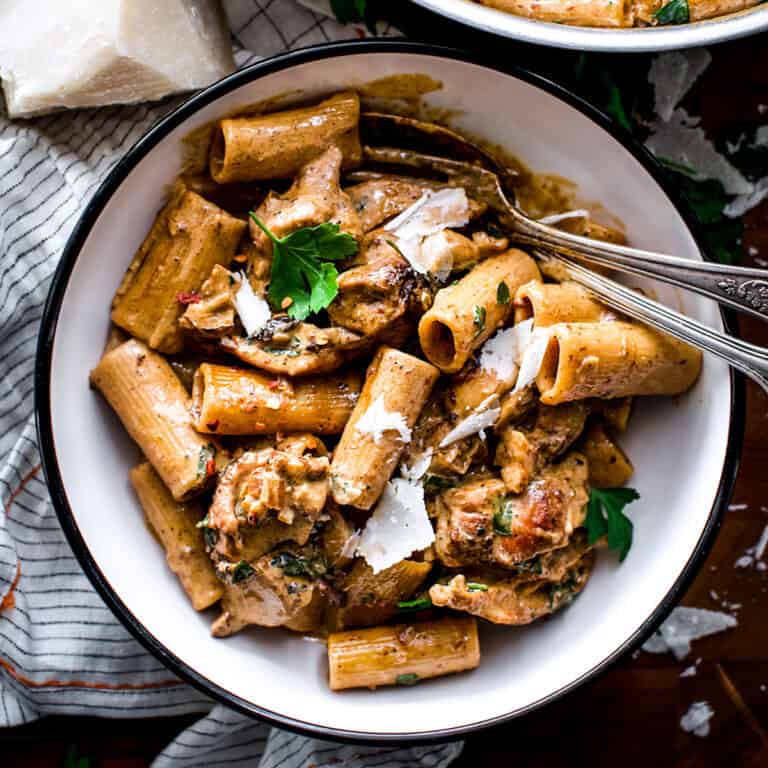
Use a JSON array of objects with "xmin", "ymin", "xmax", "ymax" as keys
[
  {"xmin": 511, "ymin": 212, "xmax": 768, "ymax": 321},
  {"xmin": 536, "ymin": 251, "xmax": 768, "ymax": 394}
]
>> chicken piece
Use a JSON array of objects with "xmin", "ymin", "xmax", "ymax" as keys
[
  {"xmin": 248, "ymin": 145, "xmax": 362, "ymax": 256},
  {"xmin": 222, "ymin": 321, "xmax": 370, "ymax": 376},
  {"xmin": 435, "ymin": 453, "xmax": 589, "ymax": 570},
  {"xmin": 494, "ymin": 402, "xmax": 589, "ymax": 493},
  {"xmin": 329, "ymin": 559, "xmax": 432, "ymax": 630},
  {"xmin": 345, "ymin": 175, "xmax": 488, "ymax": 232},
  {"xmin": 327, "ymin": 233, "xmax": 430, "ymax": 339},
  {"xmin": 207, "ymin": 445, "xmax": 329, "ymax": 562},
  {"xmin": 430, "ymin": 533, "xmax": 594, "ymax": 625},
  {"xmin": 346, "ymin": 177, "xmax": 429, "ymax": 232},
  {"xmin": 496, "ymin": 385, "xmax": 537, "ymax": 429},
  {"xmin": 179, "ymin": 265, "xmax": 237, "ymax": 339},
  {"xmin": 472, "ymin": 230, "xmax": 509, "ymax": 257},
  {"xmin": 211, "ymin": 546, "xmax": 328, "ymax": 637},
  {"xmin": 492, "ymin": 454, "xmax": 589, "ymax": 567}
]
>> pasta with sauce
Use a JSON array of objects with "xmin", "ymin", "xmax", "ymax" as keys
[{"xmin": 91, "ymin": 91, "xmax": 701, "ymax": 692}]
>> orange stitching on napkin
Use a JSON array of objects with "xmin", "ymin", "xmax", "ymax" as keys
[
  {"xmin": 3, "ymin": 463, "xmax": 41, "ymax": 516},
  {"xmin": 0, "ymin": 656, "xmax": 180, "ymax": 690},
  {"xmin": 0, "ymin": 563, "xmax": 20, "ymax": 612}
]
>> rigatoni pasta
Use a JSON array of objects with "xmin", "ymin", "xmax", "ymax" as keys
[
  {"xmin": 130, "ymin": 462, "xmax": 223, "ymax": 610},
  {"xmin": 90, "ymin": 339, "xmax": 217, "ymax": 501},
  {"xmin": 111, "ymin": 181, "xmax": 245, "ymax": 354},
  {"xmin": 192, "ymin": 364, "xmax": 361, "ymax": 435}
]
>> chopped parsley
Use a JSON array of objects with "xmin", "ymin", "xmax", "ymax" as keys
[
  {"xmin": 231, "ymin": 560, "xmax": 255, "ymax": 584},
  {"xmin": 196, "ymin": 444, "xmax": 216, "ymax": 481},
  {"xmin": 473, "ymin": 305, "xmax": 486, "ymax": 335},
  {"xmin": 493, "ymin": 495, "xmax": 515, "ymax": 535},
  {"xmin": 423, "ymin": 474, "xmax": 459, "ymax": 496},
  {"xmin": 262, "ymin": 346, "xmax": 301, "ymax": 357},
  {"xmin": 585, "ymin": 487, "xmax": 640, "ymax": 562},
  {"xmin": 270, "ymin": 551, "xmax": 327, "ymax": 580},
  {"xmin": 517, "ymin": 556, "xmax": 543, "ymax": 575},
  {"xmin": 64, "ymin": 747, "xmax": 90, "ymax": 768},
  {"xmin": 250, "ymin": 213, "xmax": 358, "ymax": 321},
  {"xmin": 395, "ymin": 672, "xmax": 420, "ymax": 686},
  {"xmin": 654, "ymin": 0, "xmax": 689, "ymax": 24},
  {"xmin": 496, "ymin": 281, "xmax": 510, "ymax": 305},
  {"xmin": 397, "ymin": 596, "xmax": 432, "ymax": 612},
  {"xmin": 466, "ymin": 582, "xmax": 488, "ymax": 592},
  {"xmin": 195, "ymin": 516, "xmax": 219, "ymax": 548},
  {"xmin": 330, "ymin": 0, "xmax": 368, "ymax": 23}
]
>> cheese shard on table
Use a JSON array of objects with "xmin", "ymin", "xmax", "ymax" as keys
[{"xmin": 0, "ymin": 0, "xmax": 235, "ymax": 117}]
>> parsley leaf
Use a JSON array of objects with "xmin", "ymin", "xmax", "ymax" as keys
[
  {"xmin": 586, "ymin": 487, "xmax": 640, "ymax": 562},
  {"xmin": 466, "ymin": 582, "xmax": 489, "ymax": 592},
  {"xmin": 330, "ymin": 0, "xmax": 367, "ymax": 23},
  {"xmin": 654, "ymin": 0, "xmax": 689, "ymax": 24},
  {"xmin": 270, "ymin": 552, "xmax": 327, "ymax": 580},
  {"xmin": 250, "ymin": 214, "xmax": 358, "ymax": 321},
  {"xmin": 64, "ymin": 747, "xmax": 90, "ymax": 768},
  {"xmin": 395, "ymin": 673, "xmax": 420, "ymax": 686},
  {"xmin": 496, "ymin": 281, "xmax": 510, "ymax": 305},
  {"xmin": 473, "ymin": 305, "xmax": 486, "ymax": 335},
  {"xmin": 493, "ymin": 495, "xmax": 515, "ymax": 535},
  {"xmin": 397, "ymin": 596, "xmax": 432, "ymax": 612},
  {"xmin": 195, "ymin": 516, "xmax": 219, "ymax": 548},
  {"xmin": 231, "ymin": 560, "xmax": 255, "ymax": 584}
]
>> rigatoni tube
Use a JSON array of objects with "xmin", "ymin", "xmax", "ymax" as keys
[
  {"xmin": 330, "ymin": 346, "xmax": 439, "ymax": 509},
  {"xmin": 579, "ymin": 422, "xmax": 634, "ymax": 488},
  {"xmin": 476, "ymin": 0, "xmax": 628, "ymax": 26},
  {"xmin": 130, "ymin": 462, "xmax": 222, "ymax": 611},
  {"xmin": 209, "ymin": 92, "xmax": 362, "ymax": 183},
  {"xmin": 111, "ymin": 182, "xmax": 245, "ymax": 354},
  {"xmin": 327, "ymin": 617, "xmax": 480, "ymax": 691},
  {"xmin": 419, "ymin": 249, "xmax": 540, "ymax": 373},
  {"xmin": 536, "ymin": 321, "xmax": 702, "ymax": 404},
  {"xmin": 514, "ymin": 281, "xmax": 610, "ymax": 327},
  {"xmin": 90, "ymin": 340, "xmax": 216, "ymax": 501},
  {"xmin": 192, "ymin": 363, "xmax": 360, "ymax": 435}
]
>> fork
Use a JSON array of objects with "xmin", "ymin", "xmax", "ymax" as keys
[{"xmin": 360, "ymin": 143, "xmax": 768, "ymax": 322}]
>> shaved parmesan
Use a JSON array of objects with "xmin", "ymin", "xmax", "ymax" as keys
[
  {"xmin": 680, "ymin": 701, "xmax": 714, "ymax": 738},
  {"xmin": 355, "ymin": 395, "xmax": 412, "ymax": 444},
  {"xmin": 514, "ymin": 323, "xmax": 551, "ymax": 393},
  {"xmin": 233, "ymin": 275, "xmax": 271, "ymax": 337},
  {"xmin": 754, "ymin": 126, "xmax": 768, "ymax": 148},
  {"xmin": 439, "ymin": 395, "xmax": 500, "ymax": 448},
  {"xmin": 680, "ymin": 664, "xmax": 697, "ymax": 678},
  {"xmin": 538, "ymin": 209, "xmax": 591, "ymax": 226},
  {"xmin": 340, "ymin": 530, "xmax": 362, "ymax": 560},
  {"xmin": 479, "ymin": 322, "xmax": 535, "ymax": 383},
  {"xmin": 641, "ymin": 607, "xmax": 737, "ymax": 661},
  {"xmin": 384, "ymin": 188, "xmax": 470, "ymax": 280},
  {"xmin": 400, "ymin": 448, "xmax": 433, "ymax": 482},
  {"xmin": 724, "ymin": 177, "xmax": 768, "ymax": 218},
  {"xmin": 355, "ymin": 479, "xmax": 434, "ymax": 574},
  {"xmin": 648, "ymin": 50, "xmax": 712, "ymax": 123},
  {"xmin": 645, "ymin": 109, "xmax": 753, "ymax": 196},
  {"xmin": 0, "ymin": 0, "xmax": 234, "ymax": 117},
  {"xmin": 732, "ymin": 523, "xmax": 768, "ymax": 569}
]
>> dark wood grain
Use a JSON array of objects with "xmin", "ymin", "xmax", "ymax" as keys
[{"xmin": 2, "ymin": 8, "xmax": 768, "ymax": 767}]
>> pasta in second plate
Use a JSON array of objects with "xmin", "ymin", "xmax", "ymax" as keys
[{"xmin": 91, "ymin": 91, "xmax": 701, "ymax": 692}]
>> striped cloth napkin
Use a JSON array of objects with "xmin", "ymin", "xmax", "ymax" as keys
[{"xmin": 0, "ymin": 1, "xmax": 462, "ymax": 766}]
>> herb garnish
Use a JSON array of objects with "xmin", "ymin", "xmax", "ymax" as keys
[
  {"xmin": 250, "ymin": 213, "xmax": 358, "ymax": 321},
  {"xmin": 466, "ymin": 582, "xmax": 488, "ymax": 592},
  {"xmin": 395, "ymin": 673, "xmax": 420, "ymax": 686},
  {"xmin": 270, "ymin": 551, "xmax": 327, "ymax": 580},
  {"xmin": 654, "ymin": 0, "xmax": 689, "ymax": 25},
  {"xmin": 231, "ymin": 560, "xmax": 255, "ymax": 584},
  {"xmin": 195, "ymin": 516, "xmax": 219, "ymax": 548},
  {"xmin": 64, "ymin": 747, "xmax": 90, "ymax": 768},
  {"xmin": 197, "ymin": 444, "xmax": 216, "ymax": 481},
  {"xmin": 397, "ymin": 596, "xmax": 432, "ymax": 612},
  {"xmin": 585, "ymin": 487, "xmax": 640, "ymax": 562},
  {"xmin": 423, "ymin": 474, "xmax": 458, "ymax": 496},
  {"xmin": 496, "ymin": 282, "xmax": 510, "ymax": 305},
  {"xmin": 493, "ymin": 495, "xmax": 515, "ymax": 535},
  {"xmin": 473, "ymin": 305, "xmax": 486, "ymax": 335}
]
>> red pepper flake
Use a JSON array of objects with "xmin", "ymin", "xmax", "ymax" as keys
[
  {"xmin": 268, "ymin": 380, "xmax": 279, "ymax": 391},
  {"xmin": 206, "ymin": 420, "xmax": 220, "ymax": 431},
  {"xmin": 177, "ymin": 291, "xmax": 201, "ymax": 305},
  {"xmin": 205, "ymin": 457, "xmax": 216, "ymax": 477}
]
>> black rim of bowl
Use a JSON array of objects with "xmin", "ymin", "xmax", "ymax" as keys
[{"xmin": 34, "ymin": 40, "xmax": 746, "ymax": 744}]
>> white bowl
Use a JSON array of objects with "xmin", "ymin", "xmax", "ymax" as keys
[
  {"xmin": 412, "ymin": 0, "xmax": 768, "ymax": 52},
  {"xmin": 36, "ymin": 42, "xmax": 743, "ymax": 742}
]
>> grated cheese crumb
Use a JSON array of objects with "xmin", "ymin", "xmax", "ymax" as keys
[
  {"xmin": 641, "ymin": 607, "xmax": 737, "ymax": 661},
  {"xmin": 355, "ymin": 479, "xmax": 435, "ymax": 574},
  {"xmin": 233, "ymin": 274, "xmax": 271, "ymax": 337},
  {"xmin": 400, "ymin": 448, "xmax": 433, "ymax": 482},
  {"xmin": 680, "ymin": 701, "xmax": 714, "ymax": 738},
  {"xmin": 439, "ymin": 395, "xmax": 501, "ymax": 448},
  {"xmin": 355, "ymin": 395, "xmax": 412, "ymax": 445}
]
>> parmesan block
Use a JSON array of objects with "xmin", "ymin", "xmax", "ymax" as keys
[{"xmin": 0, "ymin": 0, "xmax": 235, "ymax": 117}]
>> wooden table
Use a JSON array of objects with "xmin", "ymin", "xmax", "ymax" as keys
[{"xmin": 2, "ymin": 7, "xmax": 768, "ymax": 766}]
